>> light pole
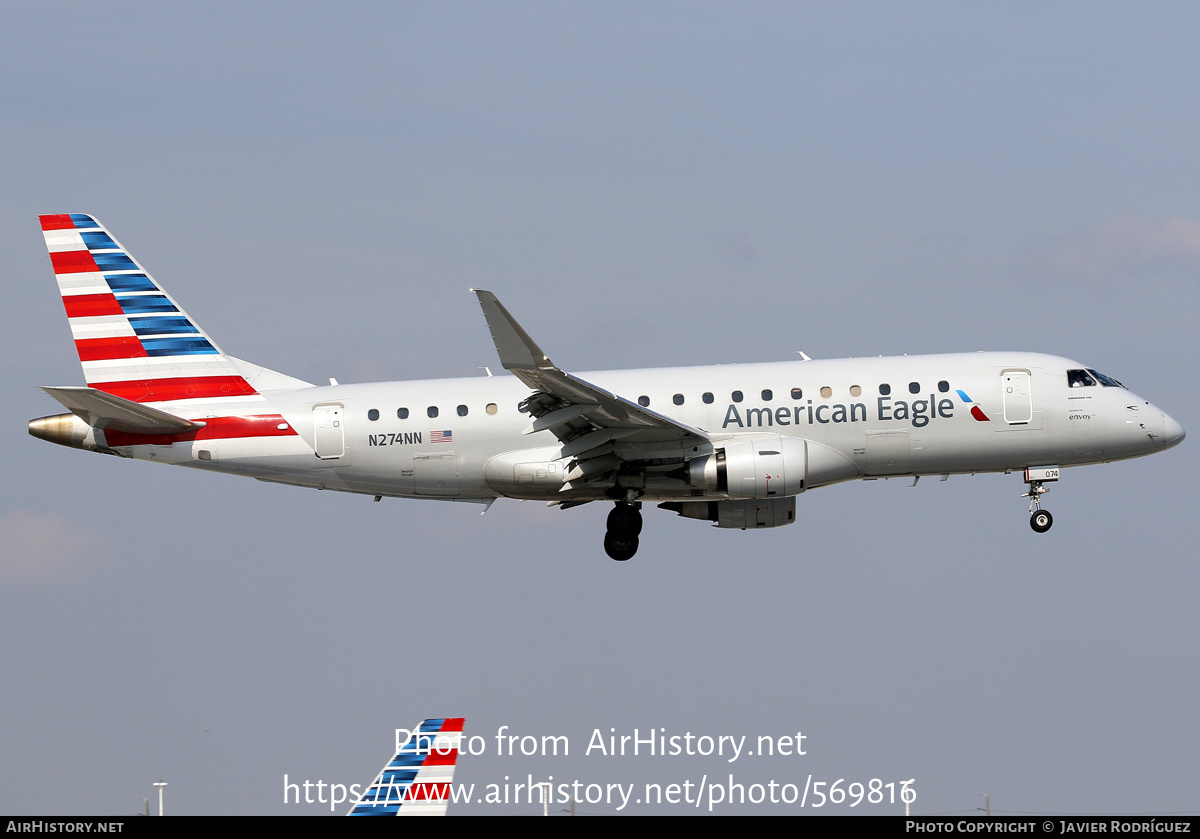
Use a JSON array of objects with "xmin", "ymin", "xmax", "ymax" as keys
[
  {"xmin": 153, "ymin": 780, "xmax": 167, "ymax": 816},
  {"xmin": 900, "ymin": 779, "xmax": 916, "ymax": 817}
]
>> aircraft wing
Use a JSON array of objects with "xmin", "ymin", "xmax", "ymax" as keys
[{"xmin": 473, "ymin": 290, "xmax": 708, "ymax": 488}]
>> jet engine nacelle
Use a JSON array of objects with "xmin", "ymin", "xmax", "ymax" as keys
[
  {"xmin": 660, "ymin": 497, "xmax": 797, "ymax": 529},
  {"xmin": 684, "ymin": 435, "xmax": 857, "ymax": 500}
]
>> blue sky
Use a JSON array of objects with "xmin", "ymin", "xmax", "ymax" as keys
[{"xmin": 2, "ymin": 3, "xmax": 1197, "ymax": 815}]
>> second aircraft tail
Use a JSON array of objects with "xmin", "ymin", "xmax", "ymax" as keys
[{"xmin": 348, "ymin": 718, "xmax": 466, "ymax": 816}]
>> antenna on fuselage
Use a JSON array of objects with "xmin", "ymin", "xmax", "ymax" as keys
[{"xmin": 796, "ymin": 351, "xmax": 812, "ymax": 361}]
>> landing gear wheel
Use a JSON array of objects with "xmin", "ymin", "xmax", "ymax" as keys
[
  {"xmin": 1030, "ymin": 510, "xmax": 1053, "ymax": 533},
  {"xmin": 607, "ymin": 503, "xmax": 643, "ymax": 537},
  {"xmin": 604, "ymin": 531, "xmax": 639, "ymax": 561}
]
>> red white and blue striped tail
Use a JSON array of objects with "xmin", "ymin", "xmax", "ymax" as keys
[
  {"xmin": 39, "ymin": 213, "xmax": 261, "ymax": 409},
  {"xmin": 347, "ymin": 718, "xmax": 465, "ymax": 816}
]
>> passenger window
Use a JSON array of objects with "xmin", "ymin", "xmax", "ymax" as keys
[
  {"xmin": 673, "ymin": 394, "xmax": 684, "ymax": 405},
  {"xmin": 427, "ymin": 406, "xmax": 439, "ymax": 418},
  {"xmin": 938, "ymin": 380, "xmax": 949, "ymax": 393},
  {"xmin": 909, "ymin": 382, "xmax": 920, "ymax": 394},
  {"xmin": 820, "ymin": 386, "xmax": 832, "ymax": 398},
  {"xmin": 457, "ymin": 405, "xmax": 468, "ymax": 417},
  {"xmin": 732, "ymin": 391, "xmax": 743, "ymax": 403},
  {"xmin": 397, "ymin": 407, "xmax": 409, "ymax": 419},
  {"xmin": 638, "ymin": 395, "xmax": 650, "ymax": 407},
  {"xmin": 790, "ymin": 388, "xmax": 803, "ymax": 400},
  {"xmin": 1067, "ymin": 369, "xmax": 1097, "ymax": 388},
  {"xmin": 486, "ymin": 403, "xmax": 498, "ymax": 415},
  {"xmin": 367, "ymin": 409, "xmax": 379, "ymax": 421},
  {"xmin": 879, "ymin": 384, "xmax": 891, "ymax": 396},
  {"xmin": 849, "ymin": 385, "xmax": 861, "ymax": 397},
  {"xmin": 761, "ymin": 389, "xmax": 773, "ymax": 401},
  {"xmin": 702, "ymin": 392, "xmax": 714, "ymax": 404}
]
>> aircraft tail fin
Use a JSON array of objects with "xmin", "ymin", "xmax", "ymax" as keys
[
  {"xmin": 38, "ymin": 214, "xmax": 293, "ymax": 408},
  {"xmin": 347, "ymin": 718, "xmax": 465, "ymax": 816}
]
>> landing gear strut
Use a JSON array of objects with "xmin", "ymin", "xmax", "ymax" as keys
[
  {"xmin": 1021, "ymin": 467, "xmax": 1058, "ymax": 533},
  {"xmin": 604, "ymin": 500, "xmax": 642, "ymax": 561}
]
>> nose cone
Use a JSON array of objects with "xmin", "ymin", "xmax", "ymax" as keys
[{"xmin": 1162, "ymin": 413, "xmax": 1186, "ymax": 448}]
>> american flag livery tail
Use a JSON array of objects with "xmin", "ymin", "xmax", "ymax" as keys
[
  {"xmin": 39, "ymin": 213, "xmax": 259, "ymax": 407},
  {"xmin": 33, "ymin": 214, "xmax": 313, "ymax": 453},
  {"xmin": 348, "ymin": 718, "xmax": 466, "ymax": 816}
]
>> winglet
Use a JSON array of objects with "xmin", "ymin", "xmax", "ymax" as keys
[{"xmin": 473, "ymin": 290, "xmax": 556, "ymax": 373}]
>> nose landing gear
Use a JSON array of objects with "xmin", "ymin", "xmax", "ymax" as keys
[
  {"xmin": 604, "ymin": 500, "xmax": 642, "ymax": 561},
  {"xmin": 1022, "ymin": 466, "xmax": 1059, "ymax": 533}
]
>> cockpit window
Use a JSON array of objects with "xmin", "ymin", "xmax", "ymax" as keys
[
  {"xmin": 1087, "ymin": 368, "xmax": 1125, "ymax": 388},
  {"xmin": 1067, "ymin": 369, "xmax": 1097, "ymax": 388}
]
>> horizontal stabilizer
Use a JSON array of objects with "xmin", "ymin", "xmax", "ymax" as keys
[{"xmin": 41, "ymin": 386, "xmax": 204, "ymax": 434}]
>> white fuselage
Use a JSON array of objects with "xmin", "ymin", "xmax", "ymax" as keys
[{"xmin": 112, "ymin": 351, "xmax": 1181, "ymax": 504}]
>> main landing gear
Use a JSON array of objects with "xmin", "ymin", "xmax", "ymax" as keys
[
  {"xmin": 1022, "ymin": 466, "xmax": 1059, "ymax": 534},
  {"xmin": 604, "ymin": 501, "xmax": 643, "ymax": 561}
]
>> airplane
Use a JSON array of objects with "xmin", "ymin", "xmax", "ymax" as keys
[
  {"xmin": 347, "ymin": 717, "xmax": 465, "ymax": 816},
  {"xmin": 29, "ymin": 214, "xmax": 1185, "ymax": 561}
]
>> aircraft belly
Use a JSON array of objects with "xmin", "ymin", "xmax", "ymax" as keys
[
  {"xmin": 907, "ymin": 428, "xmax": 966, "ymax": 475},
  {"xmin": 864, "ymin": 429, "xmax": 909, "ymax": 475},
  {"xmin": 117, "ymin": 434, "xmax": 311, "ymax": 469},
  {"xmin": 413, "ymin": 451, "xmax": 458, "ymax": 496},
  {"xmin": 482, "ymin": 446, "xmax": 574, "ymax": 499}
]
